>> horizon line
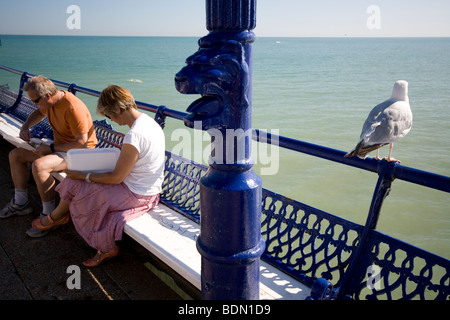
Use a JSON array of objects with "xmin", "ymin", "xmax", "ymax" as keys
[{"xmin": 2, "ymin": 34, "xmax": 450, "ymax": 39}]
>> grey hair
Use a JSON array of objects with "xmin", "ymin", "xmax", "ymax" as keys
[{"xmin": 23, "ymin": 75, "xmax": 58, "ymax": 97}]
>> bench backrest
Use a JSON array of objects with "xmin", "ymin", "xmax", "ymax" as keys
[
  {"xmin": 1, "ymin": 85, "xmax": 54, "ymax": 140},
  {"xmin": 93, "ymin": 120, "xmax": 124, "ymax": 149},
  {"xmin": 0, "ymin": 85, "xmax": 18, "ymax": 110}
]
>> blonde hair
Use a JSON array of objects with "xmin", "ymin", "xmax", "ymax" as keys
[
  {"xmin": 23, "ymin": 75, "xmax": 58, "ymax": 97},
  {"xmin": 97, "ymin": 85, "xmax": 137, "ymax": 116}
]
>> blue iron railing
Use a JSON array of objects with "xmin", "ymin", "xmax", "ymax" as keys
[{"xmin": 1, "ymin": 65, "xmax": 449, "ymax": 300}]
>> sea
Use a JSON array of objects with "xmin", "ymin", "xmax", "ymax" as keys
[{"xmin": 0, "ymin": 35, "xmax": 449, "ymax": 259}]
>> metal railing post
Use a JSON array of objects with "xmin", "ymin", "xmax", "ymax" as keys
[
  {"xmin": 175, "ymin": 0, "xmax": 263, "ymax": 299},
  {"xmin": 334, "ymin": 160, "xmax": 398, "ymax": 299}
]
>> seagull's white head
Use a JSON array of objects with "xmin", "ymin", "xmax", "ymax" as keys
[{"xmin": 391, "ymin": 80, "xmax": 409, "ymax": 101}]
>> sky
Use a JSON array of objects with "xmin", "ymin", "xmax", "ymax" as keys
[{"xmin": 1, "ymin": 0, "xmax": 449, "ymax": 37}]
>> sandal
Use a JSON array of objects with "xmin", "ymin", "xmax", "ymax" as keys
[
  {"xmin": 82, "ymin": 246, "xmax": 119, "ymax": 268},
  {"xmin": 32, "ymin": 213, "xmax": 70, "ymax": 230}
]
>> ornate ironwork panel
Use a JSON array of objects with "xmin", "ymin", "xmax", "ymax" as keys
[
  {"xmin": 160, "ymin": 151, "xmax": 207, "ymax": 223},
  {"xmin": 261, "ymin": 188, "xmax": 363, "ymax": 288},
  {"xmin": 344, "ymin": 229, "xmax": 450, "ymax": 300},
  {"xmin": 93, "ymin": 120, "xmax": 124, "ymax": 149}
]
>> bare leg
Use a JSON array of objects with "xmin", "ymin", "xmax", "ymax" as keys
[
  {"xmin": 9, "ymin": 148, "xmax": 39, "ymax": 190},
  {"xmin": 31, "ymin": 199, "xmax": 70, "ymax": 230},
  {"xmin": 32, "ymin": 153, "xmax": 67, "ymax": 202},
  {"xmin": 40, "ymin": 200, "xmax": 70, "ymax": 227}
]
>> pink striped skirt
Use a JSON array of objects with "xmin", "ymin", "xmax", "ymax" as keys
[{"xmin": 56, "ymin": 179, "xmax": 159, "ymax": 252}]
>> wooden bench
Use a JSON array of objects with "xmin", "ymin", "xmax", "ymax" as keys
[{"xmin": 0, "ymin": 90, "xmax": 311, "ymax": 300}]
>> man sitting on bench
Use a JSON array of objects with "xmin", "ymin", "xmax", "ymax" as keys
[{"xmin": 0, "ymin": 75, "xmax": 97, "ymax": 237}]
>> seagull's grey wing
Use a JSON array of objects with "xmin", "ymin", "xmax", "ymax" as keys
[
  {"xmin": 359, "ymin": 99, "xmax": 395, "ymax": 144},
  {"xmin": 360, "ymin": 99, "xmax": 412, "ymax": 145},
  {"xmin": 364, "ymin": 101, "xmax": 412, "ymax": 144},
  {"xmin": 344, "ymin": 100, "xmax": 393, "ymax": 159}
]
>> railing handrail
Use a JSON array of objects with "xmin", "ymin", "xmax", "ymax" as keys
[
  {"xmin": 253, "ymin": 129, "xmax": 450, "ymax": 193},
  {"xmin": 2, "ymin": 64, "xmax": 449, "ymax": 194}
]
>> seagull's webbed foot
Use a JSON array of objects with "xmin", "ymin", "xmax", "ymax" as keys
[{"xmin": 384, "ymin": 157, "xmax": 401, "ymax": 163}]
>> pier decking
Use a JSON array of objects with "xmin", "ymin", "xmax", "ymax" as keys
[{"xmin": 0, "ymin": 138, "xmax": 187, "ymax": 300}]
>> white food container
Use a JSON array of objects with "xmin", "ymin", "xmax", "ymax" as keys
[{"xmin": 67, "ymin": 148, "xmax": 120, "ymax": 173}]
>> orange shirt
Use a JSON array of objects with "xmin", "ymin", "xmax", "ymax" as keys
[{"xmin": 39, "ymin": 91, "xmax": 97, "ymax": 148}]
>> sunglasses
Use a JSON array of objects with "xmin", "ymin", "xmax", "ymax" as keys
[
  {"xmin": 105, "ymin": 110, "xmax": 120, "ymax": 120},
  {"xmin": 32, "ymin": 96, "xmax": 42, "ymax": 104}
]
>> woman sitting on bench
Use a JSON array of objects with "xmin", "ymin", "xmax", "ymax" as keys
[{"xmin": 32, "ymin": 85, "xmax": 166, "ymax": 267}]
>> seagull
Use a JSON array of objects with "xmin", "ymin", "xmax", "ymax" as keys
[{"xmin": 345, "ymin": 80, "xmax": 412, "ymax": 162}]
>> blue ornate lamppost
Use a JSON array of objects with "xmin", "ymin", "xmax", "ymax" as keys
[{"xmin": 175, "ymin": 0, "xmax": 264, "ymax": 299}]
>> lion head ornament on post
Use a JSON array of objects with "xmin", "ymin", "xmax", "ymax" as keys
[{"xmin": 175, "ymin": 39, "xmax": 250, "ymax": 131}]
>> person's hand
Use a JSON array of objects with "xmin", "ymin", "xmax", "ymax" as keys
[
  {"xmin": 64, "ymin": 170, "xmax": 86, "ymax": 181},
  {"xmin": 33, "ymin": 144, "xmax": 52, "ymax": 157},
  {"xmin": 19, "ymin": 127, "xmax": 31, "ymax": 141}
]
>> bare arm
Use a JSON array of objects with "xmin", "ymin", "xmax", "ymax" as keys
[
  {"xmin": 20, "ymin": 109, "xmax": 45, "ymax": 141},
  {"xmin": 33, "ymin": 132, "xmax": 89, "ymax": 157},
  {"xmin": 64, "ymin": 143, "xmax": 139, "ymax": 185},
  {"xmin": 54, "ymin": 133, "xmax": 89, "ymax": 152}
]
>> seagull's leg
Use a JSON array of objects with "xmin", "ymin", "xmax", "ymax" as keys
[
  {"xmin": 385, "ymin": 143, "xmax": 400, "ymax": 162},
  {"xmin": 374, "ymin": 149, "xmax": 381, "ymax": 160}
]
